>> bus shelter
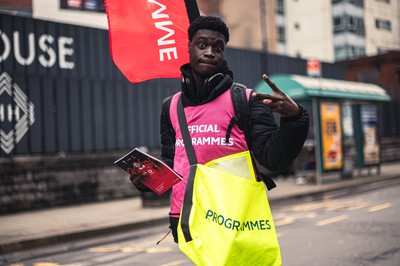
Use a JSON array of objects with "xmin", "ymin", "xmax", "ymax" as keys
[{"xmin": 254, "ymin": 74, "xmax": 391, "ymax": 185}]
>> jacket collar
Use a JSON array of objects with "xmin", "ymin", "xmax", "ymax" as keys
[{"xmin": 180, "ymin": 60, "xmax": 233, "ymax": 106}]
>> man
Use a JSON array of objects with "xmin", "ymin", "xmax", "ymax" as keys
[{"xmin": 132, "ymin": 16, "xmax": 309, "ymax": 243}]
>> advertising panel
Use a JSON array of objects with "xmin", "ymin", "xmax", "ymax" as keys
[
  {"xmin": 341, "ymin": 102, "xmax": 356, "ymax": 176},
  {"xmin": 361, "ymin": 105, "xmax": 380, "ymax": 166},
  {"xmin": 320, "ymin": 102, "xmax": 343, "ymax": 171}
]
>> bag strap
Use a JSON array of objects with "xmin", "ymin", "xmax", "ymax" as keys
[
  {"xmin": 177, "ymin": 95, "xmax": 196, "ymax": 242},
  {"xmin": 177, "ymin": 95, "xmax": 197, "ymax": 166},
  {"xmin": 230, "ymin": 83, "xmax": 277, "ymax": 191}
]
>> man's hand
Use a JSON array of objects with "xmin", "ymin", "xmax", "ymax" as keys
[
  {"xmin": 252, "ymin": 74, "xmax": 300, "ymax": 118},
  {"xmin": 129, "ymin": 172, "xmax": 148, "ymax": 190}
]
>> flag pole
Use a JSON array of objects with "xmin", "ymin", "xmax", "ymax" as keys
[{"xmin": 185, "ymin": 0, "xmax": 200, "ymax": 23}]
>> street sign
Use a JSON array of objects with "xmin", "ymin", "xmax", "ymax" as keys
[{"xmin": 307, "ymin": 58, "xmax": 321, "ymax": 77}]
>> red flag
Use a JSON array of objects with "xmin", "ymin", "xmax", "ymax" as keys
[{"xmin": 105, "ymin": 0, "xmax": 199, "ymax": 83}]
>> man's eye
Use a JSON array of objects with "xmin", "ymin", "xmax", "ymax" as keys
[
  {"xmin": 198, "ymin": 43, "xmax": 206, "ymax": 49},
  {"xmin": 213, "ymin": 43, "xmax": 225, "ymax": 52}
]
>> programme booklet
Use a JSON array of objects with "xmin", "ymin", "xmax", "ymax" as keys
[{"xmin": 114, "ymin": 148, "xmax": 182, "ymax": 195}]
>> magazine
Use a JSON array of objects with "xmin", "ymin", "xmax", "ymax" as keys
[{"xmin": 114, "ymin": 148, "xmax": 182, "ymax": 195}]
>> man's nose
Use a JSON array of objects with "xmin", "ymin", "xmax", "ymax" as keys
[{"xmin": 204, "ymin": 46, "xmax": 215, "ymax": 57}]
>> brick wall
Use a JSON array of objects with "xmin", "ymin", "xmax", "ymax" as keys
[{"xmin": 0, "ymin": 153, "xmax": 141, "ymax": 214}]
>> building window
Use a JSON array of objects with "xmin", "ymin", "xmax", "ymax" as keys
[
  {"xmin": 334, "ymin": 44, "xmax": 365, "ymax": 60},
  {"xmin": 332, "ymin": 0, "xmax": 364, "ymax": 7},
  {"xmin": 276, "ymin": 0, "xmax": 284, "ymax": 14},
  {"xmin": 335, "ymin": 46, "xmax": 345, "ymax": 60},
  {"xmin": 333, "ymin": 16, "xmax": 344, "ymax": 32},
  {"xmin": 348, "ymin": 0, "xmax": 364, "ymax": 6},
  {"xmin": 277, "ymin": 26, "xmax": 285, "ymax": 43},
  {"xmin": 60, "ymin": 0, "xmax": 106, "ymax": 12},
  {"xmin": 375, "ymin": 19, "xmax": 392, "ymax": 31},
  {"xmin": 347, "ymin": 16, "xmax": 355, "ymax": 29},
  {"xmin": 334, "ymin": 15, "xmax": 364, "ymax": 35}
]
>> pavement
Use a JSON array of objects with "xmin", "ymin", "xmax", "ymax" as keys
[{"xmin": 1, "ymin": 162, "xmax": 399, "ymax": 255}]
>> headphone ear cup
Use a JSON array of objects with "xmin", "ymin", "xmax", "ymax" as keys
[{"xmin": 181, "ymin": 76, "xmax": 190, "ymax": 91}]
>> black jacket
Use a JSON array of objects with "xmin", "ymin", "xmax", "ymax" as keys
[{"xmin": 160, "ymin": 62, "xmax": 309, "ymax": 174}]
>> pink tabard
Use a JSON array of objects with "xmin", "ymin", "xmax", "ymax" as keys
[{"xmin": 168, "ymin": 89, "xmax": 251, "ymax": 218}]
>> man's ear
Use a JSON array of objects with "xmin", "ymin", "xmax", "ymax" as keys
[{"xmin": 188, "ymin": 41, "xmax": 191, "ymax": 52}]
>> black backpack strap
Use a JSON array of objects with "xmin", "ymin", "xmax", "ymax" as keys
[
  {"xmin": 230, "ymin": 83, "xmax": 277, "ymax": 191},
  {"xmin": 225, "ymin": 83, "xmax": 248, "ymax": 143},
  {"xmin": 231, "ymin": 83, "xmax": 250, "ymax": 131}
]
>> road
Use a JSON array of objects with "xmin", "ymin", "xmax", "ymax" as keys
[{"xmin": 2, "ymin": 178, "xmax": 400, "ymax": 266}]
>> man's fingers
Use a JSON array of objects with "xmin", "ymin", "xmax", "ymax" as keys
[
  {"xmin": 263, "ymin": 99, "xmax": 272, "ymax": 104},
  {"xmin": 262, "ymin": 74, "xmax": 284, "ymax": 94},
  {"xmin": 252, "ymin": 92, "xmax": 272, "ymax": 99},
  {"xmin": 252, "ymin": 92, "xmax": 283, "ymax": 101},
  {"xmin": 130, "ymin": 172, "xmax": 147, "ymax": 184}
]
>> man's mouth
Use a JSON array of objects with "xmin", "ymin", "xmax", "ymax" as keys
[{"xmin": 199, "ymin": 60, "xmax": 216, "ymax": 66}]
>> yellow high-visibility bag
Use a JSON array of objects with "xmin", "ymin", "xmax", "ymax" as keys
[
  {"xmin": 177, "ymin": 151, "xmax": 282, "ymax": 266},
  {"xmin": 176, "ymin": 96, "xmax": 281, "ymax": 265}
]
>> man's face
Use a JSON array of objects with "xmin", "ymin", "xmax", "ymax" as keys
[{"xmin": 188, "ymin": 29, "xmax": 226, "ymax": 79}]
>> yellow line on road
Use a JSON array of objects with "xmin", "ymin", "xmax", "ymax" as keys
[
  {"xmin": 161, "ymin": 260, "xmax": 188, "ymax": 266},
  {"xmin": 316, "ymin": 215, "xmax": 349, "ymax": 226},
  {"xmin": 121, "ymin": 246, "xmax": 144, "ymax": 253},
  {"xmin": 325, "ymin": 202, "xmax": 349, "ymax": 211},
  {"xmin": 286, "ymin": 212, "xmax": 317, "ymax": 220},
  {"xmin": 281, "ymin": 202, "xmax": 324, "ymax": 212},
  {"xmin": 275, "ymin": 217, "xmax": 295, "ymax": 227},
  {"xmin": 368, "ymin": 203, "xmax": 391, "ymax": 212},
  {"xmin": 88, "ymin": 244, "xmax": 120, "ymax": 252},
  {"xmin": 348, "ymin": 203, "xmax": 368, "ymax": 210},
  {"xmin": 147, "ymin": 247, "xmax": 174, "ymax": 253}
]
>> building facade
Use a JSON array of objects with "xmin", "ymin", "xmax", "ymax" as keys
[
  {"xmin": 206, "ymin": 0, "xmax": 400, "ymax": 62},
  {"xmin": 5, "ymin": 0, "xmax": 396, "ymax": 63},
  {"xmin": 283, "ymin": 0, "xmax": 399, "ymax": 62},
  {"xmin": 364, "ymin": 0, "xmax": 400, "ymax": 56}
]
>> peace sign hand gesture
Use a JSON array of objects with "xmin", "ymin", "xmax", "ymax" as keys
[{"xmin": 252, "ymin": 74, "xmax": 300, "ymax": 118}]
